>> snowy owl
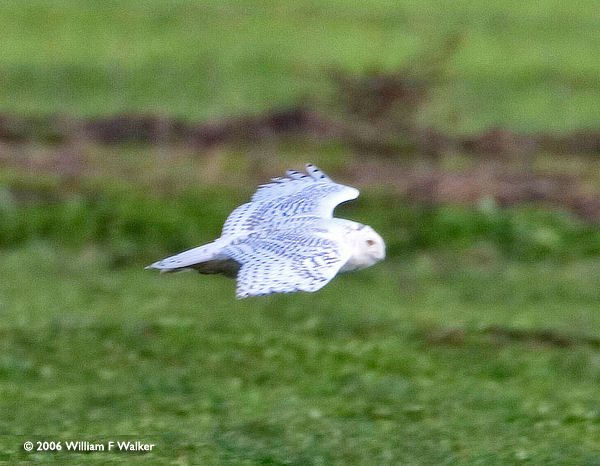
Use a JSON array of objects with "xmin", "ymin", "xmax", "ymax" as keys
[{"xmin": 147, "ymin": 164, "xmax": 385, "ymax": 298}]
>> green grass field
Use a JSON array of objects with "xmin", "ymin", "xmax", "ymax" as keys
[
  {"xmin": 2, "ymin": 0, "xmax": 600, "ymax": 464},
  {"xmin": 1, "ymin": 0, "xmax": 600, "ymax": 132},
  {"xmin": 2, "ymin": 164, "xmax": 600, "ymax": 464},
  {"xmin": 3, "ymin": 239, "xmax": 600, "ymax": 464}
]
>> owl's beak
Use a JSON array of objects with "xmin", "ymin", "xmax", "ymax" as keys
[{"xmin": 375, "ymin": 243, "xmax": 386, "ymax": 261}]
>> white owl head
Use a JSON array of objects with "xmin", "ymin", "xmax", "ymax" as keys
[{"xmin": 342, "ymin": 224, "xmax": 386, "ymax": 271}]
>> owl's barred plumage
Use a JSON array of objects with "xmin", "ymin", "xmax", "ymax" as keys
[{"xmin": 147, "ymin": 164, "xmax": 385, "ymax": 298}]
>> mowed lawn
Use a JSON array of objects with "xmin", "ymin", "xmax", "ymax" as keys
[
  {"xmin": 2, "ymin": 247, "xmax": 600, "ymax": 464},
  {"xmin": 2, "ymin": 172, "xmax": 600, "ymax": 463},
  {"xmin": 1, "ymin": 0, "xmax": 600, "ymax": 132}
]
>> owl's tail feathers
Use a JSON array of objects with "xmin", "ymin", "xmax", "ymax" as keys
[{"xmin": 146, "ymin": 241, "xmax": 228, "ymax": 272}]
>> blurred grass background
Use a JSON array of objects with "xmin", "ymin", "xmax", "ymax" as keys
[
  {"xmin": 2, "ymin": 1, "xmax": 600, "ymax": 464},
  {"xmin": 2, "ymin": 0, "xmax": 600, "ymax": 131}
]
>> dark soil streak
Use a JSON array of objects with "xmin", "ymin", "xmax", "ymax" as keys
[
  {"xmin": 1, "ymin": 109, "xmax": 600, "ymax": 157},
  {"xmin": 425, "ymin": 325, "xmax": 600, "ymax": 349}
]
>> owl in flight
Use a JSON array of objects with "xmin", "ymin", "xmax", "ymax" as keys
[{"xmin": 147, "ymin": 164, "xmax": 385, "ymax": 298}]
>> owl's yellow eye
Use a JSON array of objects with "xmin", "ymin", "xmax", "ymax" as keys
[{"xmin": 366, "ymin": 239, "xmax": 375, "ymax": 246}]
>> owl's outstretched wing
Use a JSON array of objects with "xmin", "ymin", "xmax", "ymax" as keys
[
  {"xmin": 222, "ymin": 225, "xmax": 352, "ymax": 298},
  {"xmin": 221, "ymin": 164, "xmax": 359, "ymax": 237}
]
